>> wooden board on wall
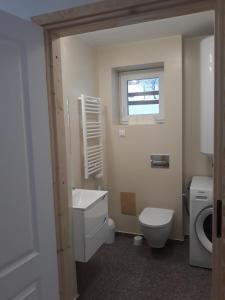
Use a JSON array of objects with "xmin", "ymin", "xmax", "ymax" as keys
[
  {"xmin": 120, "ymin": 192, "xmax": 137, "ymax": 216},
  {"xmin": 213, "ymin": 1, "xmax": 225, "ymax": 299},
  {"xmin": 44, "ymin": 31, "xmax": 75, "ymax": 300},
  {"xmin": 32, "ymin": 0, "xmax": 215, "ymax": 36}
]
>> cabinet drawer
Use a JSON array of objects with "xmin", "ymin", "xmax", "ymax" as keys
[
  {"xmin": 85, "ymin": 217, "xmax": 108, "ymax": 261},
  {"xmin": 84, "ymin": 195, "xmax": 108, "ymax": 236}
]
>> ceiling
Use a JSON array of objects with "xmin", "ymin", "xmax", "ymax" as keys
[
  {"xmin": 77, "ymin": 11, "xmax": 214, "ymax": 48},
  {"xmin": 0, "ymin": 0, "xmax": 100, "ymax": 20}
]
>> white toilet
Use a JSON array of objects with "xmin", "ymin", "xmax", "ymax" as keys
[{"xmin": 139, "ymin": 207, "xmax": 174, "ymax": 248}]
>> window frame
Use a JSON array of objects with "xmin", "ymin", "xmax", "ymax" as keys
[{"xmin": 119, "ymin": 68, "xmax": 164, "ymax": 125}]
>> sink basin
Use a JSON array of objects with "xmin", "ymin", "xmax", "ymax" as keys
[{"xmin": 72, "ymin": 188, "xmax": 108, "ymax": 210}]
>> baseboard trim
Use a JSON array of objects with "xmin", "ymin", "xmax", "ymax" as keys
[
  {"xmin": 169, "ymin": 238, "xmax": 185, "ymax": 244},
  {"xmin": 116, "ymin": 230, "xmax": 185, "ymax": 242},
  {"xmin": 116, "ymin": 230, "xmax": 144, "ymax": 237},
  {"xmin": 74, "ymin": 293, "xmax": 79, "ymax": 300}
]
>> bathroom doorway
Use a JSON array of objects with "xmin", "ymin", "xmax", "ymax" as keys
[
  {"xmin": 33, "ymin": 1, "xmax": 224, "ymax": 299},
  {"xmin": 59, "ymin": 11, "xmax": 214, "ymax": 299}
]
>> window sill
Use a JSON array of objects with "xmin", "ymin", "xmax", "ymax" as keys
[{"xmin": 120, "ymin": 115, "xmax": 165, "ymax": 126}]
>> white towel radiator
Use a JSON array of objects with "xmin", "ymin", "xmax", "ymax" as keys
[{"xmin": 79, "ymin": 94, "xmax": 104, "ymax": 179}]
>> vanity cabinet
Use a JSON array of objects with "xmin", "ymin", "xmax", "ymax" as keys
[{"xmin": 72, "ymin": 189, "xmax": 108, "ymax": 262}]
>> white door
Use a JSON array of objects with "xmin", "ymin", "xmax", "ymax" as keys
[{"xmin": 0, "ymin": 9, "xmax": 59, "ymax": 300}]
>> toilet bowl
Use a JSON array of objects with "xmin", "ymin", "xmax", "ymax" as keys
[{"xmin": 139, "ymin": 207, "xmax": 174, "ymax": 248}]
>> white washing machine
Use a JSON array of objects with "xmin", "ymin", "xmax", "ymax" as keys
[{"xmin": 190, "ymin": 176, "xmax": 213, "ymax": 269}]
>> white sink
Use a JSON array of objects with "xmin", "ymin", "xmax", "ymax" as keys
[{"xmin": 72, "ymin": 188, "xmax": 107, "ymax": 210}]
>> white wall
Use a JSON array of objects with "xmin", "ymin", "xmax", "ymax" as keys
[
  {"xmin": 97, "ymin": 36, "xmax": 183, "ymax": 240},
  {"xmin": 60, "ymin": 34, "xmax": 213, "ymax": 242},
  {"xmin": 183, "ymin": 37, "xmax": 212, "ymax": 187},
  {"xmin": 60, "ymin": 35, "xmax": 102, "ymax": 190}
]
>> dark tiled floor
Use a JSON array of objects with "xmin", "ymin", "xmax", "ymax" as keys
[{"xmin": 76, "ymin": 235, "xmax": 211, "ymax": 300}]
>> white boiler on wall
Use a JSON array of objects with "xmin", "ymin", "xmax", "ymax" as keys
[{"xmin": 200, "ymin": 36, "xmax": 214, "ymax": 155}]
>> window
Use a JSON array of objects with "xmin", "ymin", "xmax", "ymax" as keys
[
  {"xmin": 119, "ymin": 68, "xmax": 164, "ymax": 124},
  {"xmin": 127, "ymin": 77, "xmax": 159, "ymax": 116}
]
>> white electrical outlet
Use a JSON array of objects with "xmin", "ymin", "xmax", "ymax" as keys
[{"xmin": 119, "ymin": 128, "xmax": 126, "ymax": 137}]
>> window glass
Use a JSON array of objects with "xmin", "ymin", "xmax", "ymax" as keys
[
  {"xmin": 127, "ymin": 77, "xmax": 159, "ymax": 115},
  {"xmin": 128, "ymin": 104, "xmax": 159, "ymax": 115}
]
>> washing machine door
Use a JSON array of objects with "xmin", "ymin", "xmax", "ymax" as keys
[{"xmin": 195, "ymin": 205, "xmax": 213, "ymax": 253}]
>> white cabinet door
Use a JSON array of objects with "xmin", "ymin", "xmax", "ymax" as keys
[{"xmin": 0, "ymin": 9, "xmax": 59, "ymax": 300}]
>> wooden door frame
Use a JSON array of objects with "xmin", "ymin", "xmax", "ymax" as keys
[{"xmin": 32, "ymin": 0, "xmax": 224, "ymax": 299}]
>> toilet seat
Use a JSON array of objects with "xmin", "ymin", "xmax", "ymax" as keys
[{"xmin": 139, "ymin": 207, "xmax": 174, "ymax": 228}]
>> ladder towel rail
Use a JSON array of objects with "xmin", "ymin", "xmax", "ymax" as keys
[{"xmin": 79, "ymin": 94, "xmax": 104, "ymax": 179}]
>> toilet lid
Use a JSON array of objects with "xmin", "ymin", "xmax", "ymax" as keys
[{"xmin": 139, "ymin": 207, "xmax": 174, "ymax": 228}]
